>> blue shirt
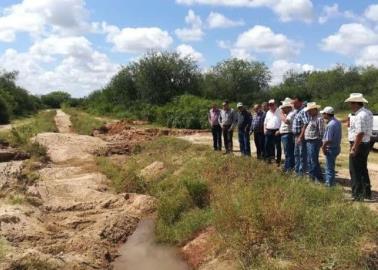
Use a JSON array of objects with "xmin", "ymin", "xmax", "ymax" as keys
[
  {"xmin": 292, "ymin": 106, "xmax": 309, "ymax": 135},
  {"xmin": 323, "ymin": 117, "xmax": 342, "ymax": 149}
]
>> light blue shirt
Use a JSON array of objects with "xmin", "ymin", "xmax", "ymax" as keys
[{"xmin": 323, "ymin": 117, "xmax": 342, "ymax": 149}]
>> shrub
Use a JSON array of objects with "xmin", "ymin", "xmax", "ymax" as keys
[
  {"xmin": 184, "ymin": 178, "xmax": 210, "ymax": 208},
  {"xmin": 0, "ymin": 95, "xmax": 10, "ymax": 124}
]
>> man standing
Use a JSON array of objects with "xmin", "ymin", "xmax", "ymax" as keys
[
  {"xmin": 292, "ymin": 96, "xmax": 309, "ymax": 176},
  {"xmin": 279, "ymin": 101, "xmax": 295, "ymax": 172},
  {"xmin": 264, "ymin": 99, "xmax": 282, "ymax": 165},
  {"xmin": 321, "ymin": 106, "xmax": 342, "ymax": 187},
  {"xmin": 219, "ymin": 101, "xmax": 237, "ymax": 154},
  {"xmin": 251, "ymin": 104, "xmax": 265, "ymax": 159},
  {"xmin": 345, "ymin": 93, "xmax": 373, "ymax": 201},
  {"xmin": 208, "ymin": 104, "xmax": 222, "ymax": 151},
  {"xmin": 237, "ymin": 103, "xmax": 252, "ymax": 156},
  {"xmin": 302, "ymin": 102, "xmax": 324, "ymax": 181}
]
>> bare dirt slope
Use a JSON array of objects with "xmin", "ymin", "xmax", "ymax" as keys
[{"xmin": 0, "ymin": 111, "xmax": 156, "ymax": 270}]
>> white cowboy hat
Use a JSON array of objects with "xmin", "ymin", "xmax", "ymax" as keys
[
  {"xmin": 320, "ymin": 106, "xmax": 334, "ymax": 115},
  {"xmin": 268, "ymin": 99, "xmax": 275, "ymax": 104},
  {"xmin": 280, "ymin": 101, "xmax": 292, "ymax": 109},
  {"xmin": 281, "ymin": 97, "xmax": 293, "ymax": 104},
  {"xmin": 237, "ymin": 102, "xmax": 243, "ymax": 108},
  {"xmin": 304, "ymin": 102, "xmax": 321, "ymax": 112},
  {"xmin": 344, "ymin": 93, "xmax": 368, "ymax": 103}
]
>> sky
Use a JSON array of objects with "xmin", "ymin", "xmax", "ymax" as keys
[{"xmin": 0, "ymin": 0, "xmax": 378, "ymax": 97}]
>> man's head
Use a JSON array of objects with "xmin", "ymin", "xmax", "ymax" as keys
[
  {"xmin": 280, "ymin": 103, "xmax": 292, "ymax": 114},
  {"xmin": 320, "ymin": 106, "xmax": 334, "ymax": 120},
  {"xmin": 305, "ymin": 102, "xmax": 321, "ymax": 117},
  {"xmin": 253, "ymin": 104, "xmax": 261, "ymax": 113},
  {"xmin": 344, "ymin": 93, "xmax": 368, "ymax": 112},
  {"xmin": 222, "ymin": 100, "xmax": 230, "ymax": 110},
  {"xmin": 261, "ymin": 102, "xmax": 268, "ymax": 112},
  {"xmin": 212, "ymin": 103, "xmax": 218, "ymax": 110},
  {"xmin": 293, "ymin": 96, "xmax": 304, "ymax": 110},
  {"xmin": 268, "ymin": 99, "xmax": 276, "ymax": 111},
  {"xmin": 237, "ymin": 102, "xmax": 244, "ymax": 112}
]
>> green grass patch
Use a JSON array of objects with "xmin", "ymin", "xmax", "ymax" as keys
[
  {"xmin": 96, "ymin": 137, "xmax": 378, "ymax": 269},
  {"xmin": 62, "ymin": 107, "xmax": 105, "ymax": 135},
  {"xmin": 0, "ymin": 110, "xmax": 57, "ymax": 159},
  {"xmin": 7, "ymin": 194, "xmax": 25, "ymax": 205}
]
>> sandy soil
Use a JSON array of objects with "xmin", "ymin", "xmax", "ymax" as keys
[{"xmin": 0, "ymin": 111, "xmax": 156, "ymax": 269}]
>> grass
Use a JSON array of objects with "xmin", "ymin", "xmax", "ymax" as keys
[
  {"xmin": 7, "ymin": 194, "xmax": 25, "ymax": 205},
  {"xmin": 0, "ymin": 238, "xmax": 7, "ymax": 260},
  {"xmin": 0, "ymin": 110, "xmax": 57, "ymax": 160},
  {"xmin": 96, "ymin": 136, "xmax": 378, "ymax": 269},
  {"xmin": 62, "ymin": 107, "xmax": 105, "ymax": 135}
]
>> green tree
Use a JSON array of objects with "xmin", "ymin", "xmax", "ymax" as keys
[
  {"xmin": 41, "ymin": 91, "xmax": 71, "ymax": 108},
  {"xmin": 203, "ymin": 58, "xmax": 271, "ymax": 105},
  {"xmin": 0, "ymin": 94, "xmax": 10, "ymax": 124}
]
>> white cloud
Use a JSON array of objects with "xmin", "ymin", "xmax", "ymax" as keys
[
  {"xmin": 0, "ymin": 0, "xmax": 89, "ymax": 42},
  {"xmin": 270, "ymin": 59, "xmax": 314, "ymax": 85},
  {"xmin": 207, "ymin": 12, "xmax": 244, "ymax": 28},
  {"xmin": 176, "ymin": 0, "xmax": 314, "ymax": 22},
  {"xmin": 318, "ymin": 4, "xmax": 362, "ymax": 24},
  {"xmin": 365, "ymin": 4, "xmax": 378, "ymax": 22},
  {"xmin": 234, "ymin": 25, "xmax": 301, "ymax": 59},
  {"xmin": 356, "ymin": 45, "xmax": 378, "ymax": 67},
  {"xmin": 175, "ymin": 9, "xmax": 204, "ymax": 41},
  {"xmin": 320, "ymin": 23, "xmax": 378, "ymax": 55},
  {"xmin": 176, "ymin": 44, "xmax": 204, "ymax": 62},
  {"xmin": 104, "ymin": 26, "xmax": 173, "ymax": 53},
  {"xmin": 0, "ymin": 36, "xmax": 119, "ymax": 97}
]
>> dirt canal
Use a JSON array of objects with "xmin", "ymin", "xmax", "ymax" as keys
[{"xmin": 113, "ymin": 218, "xmax": 189, "ymax": 270}]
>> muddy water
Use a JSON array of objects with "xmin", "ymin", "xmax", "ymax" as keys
[{"xmin": 113, "ymin": 218, "xmax": 189, "ymax": 270}]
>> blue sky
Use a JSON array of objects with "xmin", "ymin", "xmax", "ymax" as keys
[{"xmin": 0, "ymin": 0, "xmax": 378, "ymax": 97}]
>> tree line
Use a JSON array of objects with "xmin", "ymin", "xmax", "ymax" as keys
[{"xmin": 1, "ymin": 51, "xmax": 378, "ymax": 127}]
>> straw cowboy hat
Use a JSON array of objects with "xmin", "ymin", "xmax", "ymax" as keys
[
  {"xmin": 344, "ymin": 93, "xmax": 368, "ymax": 103},
  {"xmin": 304, "ymin": 102, "xmax": 321, "ymax": 112},
  {"xmin": 280, "ymin": 101, "xmax": 292, "ymax": 109},
  {"xmin": 281, "ymin": 97, "xmax": 293, "ymax": 103}
]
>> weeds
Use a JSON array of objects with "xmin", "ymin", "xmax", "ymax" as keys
[
  {"xmin": 62, "ymin": 107, "xmax": 104, "ymax": 135},
  {"xmin": 7, "ymin": 194, "xmax": 25, "ymax": 205},
  {"xmin": 96, "ymin": 137, "xmax": 378, "ymax": 269}
]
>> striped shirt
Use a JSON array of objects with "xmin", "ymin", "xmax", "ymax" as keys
[
  {"xmin": 304, "ymin": 115, "xmax": 324, "ymax": 140},
  {"xmin": 251, "ymin": 111, "xmax": 265, "ymax": 132}
]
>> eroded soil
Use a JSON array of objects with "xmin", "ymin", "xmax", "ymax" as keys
[{"xmin": 0, "ymin": 110, "xmax": 156, "ymax": 269}]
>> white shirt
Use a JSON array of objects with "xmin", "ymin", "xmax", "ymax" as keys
[
  {"xmin": 264, "ymin": 109, "xmax": 281, "ymax": 130},
  {"xmin": 348, "ymin": 107, "xmax": 373, "ymax": 143},
  {"xmin": 279, "ymin": 110, "xmax": 295, "ymax": 134}
]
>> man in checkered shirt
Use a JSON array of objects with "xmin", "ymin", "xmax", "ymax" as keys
[{"xmin": 292, "ymin": 96, "xmax": 309, "ymax": 176}]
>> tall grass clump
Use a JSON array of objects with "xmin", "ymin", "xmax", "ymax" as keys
[{"xmin": 62, "ymin": 107, "xmax": 104, "ymax": 135}]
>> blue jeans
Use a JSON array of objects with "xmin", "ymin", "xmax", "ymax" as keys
[
  {"xmin": 325, "ymin": 147, "xmax": 340, "ymax": 186},
  {"xmin": 306, "ymin": 139, "xmax": 323, "ymax": 181},
  {"xmin": 294, "ymin": 137, "xmax": 307, "ymax": 176},
  {"xmin": 238, "ymin": 130, "xmax": 251, "ymax": 156},
  {"xmin": 281, "ymin": 133, "xmax": 295, "ymax": 172}
]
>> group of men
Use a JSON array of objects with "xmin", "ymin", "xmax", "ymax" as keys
[{"xmin": 208, "ymin": 93, "xmax": 374, "ymax": 201}]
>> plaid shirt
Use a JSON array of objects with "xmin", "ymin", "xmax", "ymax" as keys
[
  {"xmin": 251, "ymin": 111, "xmax": 265, "ymax": 132},
  {"xmin": 304, "ymin": 115, "xmax": 325, "ymax": 140},
  {"xmin": 348, "ymin": 107, "xmax": 373, "ymax": 143},
  {"xmin": 292, "ymin": 106, "xmax": 309, "ymax": 135}
]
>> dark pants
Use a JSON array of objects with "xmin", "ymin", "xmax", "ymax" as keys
[
  {"xmin": 265, "ymin": 129, "xmax": 281, "ymax": 164},
  {"xmin": 222, "ymin": 125, "xmax": 233, "ymax": 153},
  {"xmin": 238, "ymin": 129, "xmax": 251, "ymax": 156},
  {"xmin": 281, "ymin": 133, "xmax": 295, "ymax": 172},
  {"xmin": 349, "ymin": 142, "xmax": 371, "ymax": 200},
  {"xmin": 253, "ymin": 131, "xmax": 265, "ymax": 159},
  {"xmin": 211, "ymin": 125, "xmax": 222, "ymax": 151}
]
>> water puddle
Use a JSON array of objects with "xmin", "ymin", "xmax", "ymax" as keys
[{"xmin": 113, "ymin": 218, "xmax": 189, "ymax": 270}]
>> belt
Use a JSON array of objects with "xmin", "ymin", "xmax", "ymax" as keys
[
  {"xmin": 349, "ymin": 141, "xmax": 370, "ymax": 144},
  {"xmin": 267, "ymin": 128, "xmax": 279, "ymax": 131}
]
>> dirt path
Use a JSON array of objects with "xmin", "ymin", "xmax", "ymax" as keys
[{"xmin": 0, "ymin": 111, "xmax": 156, "ymax": 269}]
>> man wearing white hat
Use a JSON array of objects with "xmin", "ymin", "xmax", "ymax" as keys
[
  {"xmin": 279, "ymin": 101, "xmax": 295, "ymax": 172},
  {"xmin": 303, "ymin": 102, "xmax": 324, "ymax": 181},
  {"xmin": 264, "ymin": 99, "xmax": 282, "ymax": 165},
  {"xmin": 236, "ymin": 102, "xmax": 252, "ymax": 156},
  {"xmin": 321, "ymin": 106, "xmax": 342, "ymax": 187},
  {"xmin": 345, "ymin": 93, "xmax": 373, "ymax": 201}
]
